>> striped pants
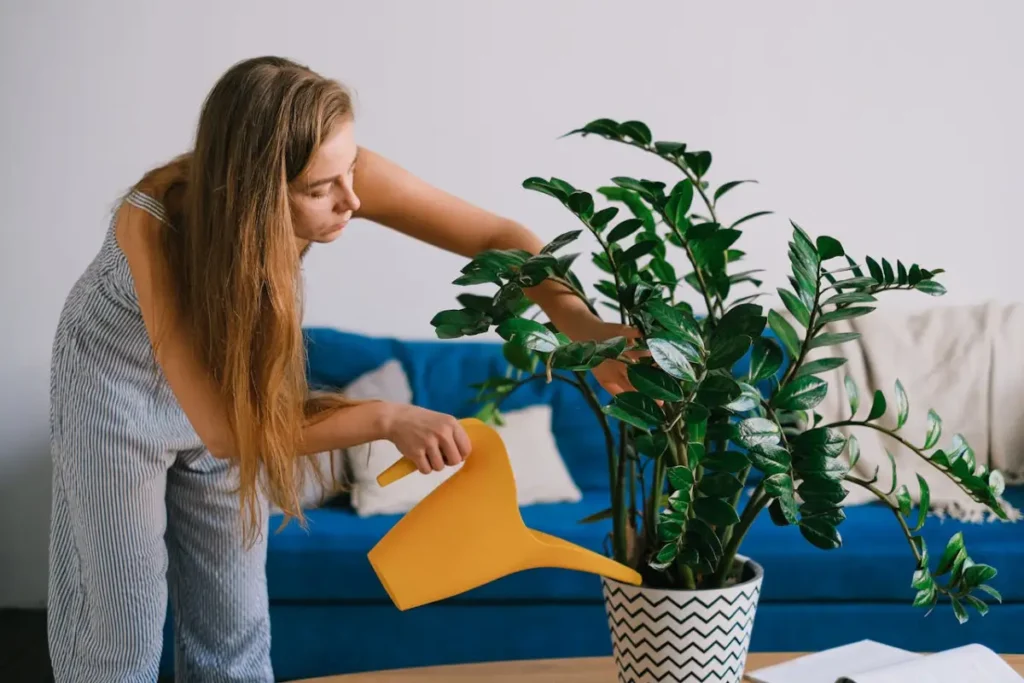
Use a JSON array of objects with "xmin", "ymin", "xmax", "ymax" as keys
[{"xmin": 48, "ymin": 440, "xmax": 274, "ymax": 682}]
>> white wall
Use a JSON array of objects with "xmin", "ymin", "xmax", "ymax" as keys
[{"xmin": 1, "ymin": 0, "xmax": 1021, "ymax": 608}]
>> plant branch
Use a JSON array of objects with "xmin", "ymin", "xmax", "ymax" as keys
[
  {"xmin": 828, "ymin": 419, "xmax": 991, "ymax": 506},
  {"xmin": 781, "ymin": 271, "xmax": 824, "ymax": 386},
  {"xmin": 713, "ymin": 482, "xmax": 768, "ymax": 586}
]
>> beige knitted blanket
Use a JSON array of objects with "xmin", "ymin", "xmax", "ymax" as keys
[{"xmin": 797, "ymin": 301, "xmax": 1024, "ymax": 523}]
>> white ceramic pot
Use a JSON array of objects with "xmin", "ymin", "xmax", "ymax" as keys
[{"xmin": 601, "ymin": 555, "xmax": 764, "ymax": 683}]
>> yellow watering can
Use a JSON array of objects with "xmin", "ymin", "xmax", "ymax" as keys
[{"xmin": 367, "ymin": 417, "xmax": 642, "ymax": 611}]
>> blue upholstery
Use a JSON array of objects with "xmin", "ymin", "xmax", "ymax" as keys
[{"xmin": 159, "ymin": 326, "xmax": 1024, "ymax": 680}]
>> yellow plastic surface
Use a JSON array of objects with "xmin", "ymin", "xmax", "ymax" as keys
[{"xmin": 367, "ymin": 418, "xmax": 642, "ymax": 611}]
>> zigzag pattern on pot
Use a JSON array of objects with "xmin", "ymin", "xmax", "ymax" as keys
[
  {"xmin": 618, "ymin": 661, "xmax": 744, "ymax": 683},
  {"xmin": 603, "ymin": 579, "xmax": 762, "ymax": 683}
]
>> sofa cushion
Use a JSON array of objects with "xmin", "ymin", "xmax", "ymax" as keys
[{"xmin": 266, "ymin": 485, "xmax": 1023, "ymax": 603}]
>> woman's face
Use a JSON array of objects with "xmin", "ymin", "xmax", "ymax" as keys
[{"xmin": 290, "ymin": 118, "xmax": 361, "ymax": 246}]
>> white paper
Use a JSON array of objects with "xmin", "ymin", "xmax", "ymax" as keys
[
  {"xmin": 839, "ymin": 644, "xmax": 1022, "ymax": 683},
  {"xmin": 746, "ymin": 640, "xmax": 1022, "ymax": 683},
  {"xmin": 746, "ymin": 640, "xmax": 921, "ymax": 683}
]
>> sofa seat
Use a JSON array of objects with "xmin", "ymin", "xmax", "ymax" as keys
[{"xmin": 266, "ymin": 485, "xmax": 1024, "ymax": 604}]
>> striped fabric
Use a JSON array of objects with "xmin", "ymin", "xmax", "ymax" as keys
[{"xmin": 47, "ymin": 190, "xmax": 273, "ymax": 682}]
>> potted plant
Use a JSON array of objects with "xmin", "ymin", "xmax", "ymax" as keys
[{"xmin": 429, "ymin": 118, "xmax": 1007, "ymax": 682}]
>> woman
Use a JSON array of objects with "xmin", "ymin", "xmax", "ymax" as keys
[{"xmin": 47, "ymin": 56, "xmax": 632, "ymax": 682}]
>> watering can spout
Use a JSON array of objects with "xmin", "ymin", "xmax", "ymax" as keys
[{"xmin": 367, "ymin": 418, "xmax": 642, "ymax": 611}]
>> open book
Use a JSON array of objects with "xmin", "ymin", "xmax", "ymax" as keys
[{"xmin": 746, "ymin": 639, "xmax": 1021, "ymax": 683}]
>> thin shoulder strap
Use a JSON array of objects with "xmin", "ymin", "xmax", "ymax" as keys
[{"xmin": 124, "ymin": 189, "xmax": 171, "ymax": 225}]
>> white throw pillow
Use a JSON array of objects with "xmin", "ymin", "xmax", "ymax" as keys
[{"xmin": 348, "ymin": 402, "xmax": 582, "ymax": 517}]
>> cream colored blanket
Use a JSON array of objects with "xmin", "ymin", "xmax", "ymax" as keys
[{"xmin": 797, "ymin": 301, "xmax": 1024, "ymax": 523}]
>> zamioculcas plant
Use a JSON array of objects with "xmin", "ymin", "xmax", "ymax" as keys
[{"xmin": 429, "ymin": 117, "xmax": 1007, "ymax": 623}]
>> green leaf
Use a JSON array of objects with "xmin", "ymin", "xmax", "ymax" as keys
[
  {"xmin": 924, "ymin": 409, "xmax": 942, "ymax": 450},
  {"xmin": 815, "ymin": 307, "xmax": 875, "ymax": 328},
  {"xmin": 647, "ymin": 337, "xmax": 698, "ymax": 382},
  {"xmin": 694, "ymin": 497, "xmax": 741, "ymax": 526},
  {"xmin": 730, "ymin": 210, "xmax": 774, "ymax": 229},
  {"xmin": 867, "ymin": 390, "xmax": 887, "ymax": 421},
  {"xmin": 793, "ymin": 427, "xmax": 847, "ymax": 458},
  {"xmin": 522, "ymin": 177, "xmax": 570, "ymax": 202},
  {"xmin": 768, "ymin": 310, "xmax": 801, "ymax": 359},
  {"xmin": 702, "ymin": 450, "xmax": 750, "ymax": 473},
  {"xmin": 963, "ymin": 564, "xmax": 998, "ymax": 588},
  {"xmin": 977, "ymin": 585, "xmax": 1003, "ymax": 603},
  {"xmin": 808, "ymin": 331, "xmax": 862, "ymax": 350},
  {"xmin": 895, "ymin": 484, "xmax": 912, "ymax": 517},
  {"xmin": 794, "ymin": 454, "xmax": 849, "ymax": 481},
  {"xmin": 865, "ymin": 256, "xmax": 884, "ymax": 283},
  {"xmin": 773, "ymin": 376, "xmax": 828, "ymax": 410},
  {"xmin": 748, "ymin": 337, "xmax": 784, "ymax": 382},
  {"xmin": 667, "ymin": 465, "xmax": 694, "ymax": 492},
  {"xmin": 816, "ymin": 236, "xmax": 845, "ymax": 260},
  {"xmin": 597, "ymin": 186, "xmax": 656, "ymax": 230},
  {"xmin": 935, "ymin": 532, "xmax": 965, "ymax": 576},
  {"xmin": 621, "ymin": 239, "xmax": 659, "ymax": 263},
  {"xmin": 895, "ymin": 379, "xmax": 909, "ymax": 429},
  {"xmin": 541, "ymin": 230, "xmax": 583, "ymax": 254},
  {"xmin": 881, "ymin": 259, "xmax": 896, "ymax": 285},
  {"xmin": 645, "ymin": 300, "xmax": 702, "ymax": 342},
  {"xmin": 604, "ymin": 391, "xmax": 663, "ymax": 430},
  {"xmin": 496, "ymin": 318, "xmax": 559, "ymax": 352},
  {"xmin": 885, "ymin": 449, "xmax": 898, "ymax": 494},
  {"xmin": 606, "ymin": 218, "xmax": 645, "ymax": 243},
  {"xmin": 734, "ymin": 417, "xmax": 782, "ymax": 450},
  {"xmin": 707, "ymin": 335, "xmax": 752, "ymax": 371},
  {"xmin": 749, "ymin": 442, "xmax": 792, "ymax": 475},
  {"xmin": 618, "ymin": 120, "xmax": 652, "ymax": 145},
  {"xmin": 797, "ymin": 478, "xmax": 848, "ymax": 506},
  {"xmin": 989, "ymin": 469, "xmax": 1006, "ymax": 497},
  {"xmin": 567, "ymin": 191, "xmax": 594, "ymax": 217},
  {"xmin": 589, "ymin": 207, "xmax": 619, "ymax": 230},
  {"xmin": 845, "ymin": 375, "xmax": 860, "ymax": 416},
  {"xmin": 778, "ymin": 288, "xmax": 811, "ymax": 327},
  {"xmin": 550, "ymin": 341, "xmax": 601, "ymax": 371},
  {"xmin": 796, "ymin": 357, "xmax": 848, "ymax": 378},
  {"xmin": 715, "ymin": 303, "xmax": 768, "ymax": 341},
  {"xmin": 951, "ymin": 597, "xmax": 969, "ymax": 625},
  {"xmin": 800, "ymin": 516, "xmax": 842, "ymax": 549},
  {"xmin": 654, "ymin": 140, "xmax": 686, "ymax": 156},
  {"xmin": 666, "ymin": 180, "xmax": 694, "ymax": 228},
  {"xmin": 651, "ymin": 542, "xmax": 679, "ymax": 569},
  {"xmin": 964, "ymin": 595, "xmax": 990, "ymax": 617},
  {"xmin": 822, "ymin": 291, "xmax": 877, "ymax": 307},
  {"xmin": 763, "ymin": 472, "xmax": 794, "ymax": 498},
  {"xmin": 915, "ymin": 279, "xmax": 947, "ymax": 296},
  {"xmin": 684, "ymin": 150, "xmax": 713, "ymax": 177},
  {"xmin": 577, "ymin": 507, "xmax": 613, "ymax": 524},
  {"xmin": 713, "ymin": 179, "xmax": 756, "ymax": 202},
  {"xmin": 913, "ymin": 585, "xmax": 937, "ymax": 608},
  {"xmin": 627, "ymin": 365, "xmax": 684, "ymax": 401},
  {"xmin": 502, "ymin": 341, "xmax": 536, "ymax": 372},
  {"xmin": 911, "ymin": 568, "xmax": 933, "ymax": 590},
  {"xmin": 769, "ymin": 499, "xmax": 794, "ymax": 526},
  {"xmin": 696, "ymin": 374, "xmax": 743, "ymax": 407},
  {"xmin": 699, "ymin": 472, "xmax": 744, "ymax": 498},
  {"xmin": 912, "ymin": 474, "xmax": 930, "ymax": 532},
  {"xmin": 848, "ymin": 434, "xmax": 861, "ymax": 468}
]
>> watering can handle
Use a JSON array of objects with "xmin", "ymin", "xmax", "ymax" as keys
[{"xmin": 377, "ymin": 457, "xmax": 418, "ymax": 487}]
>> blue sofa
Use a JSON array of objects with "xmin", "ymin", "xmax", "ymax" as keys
[{"xmin": 160, "ymin": 326, "xmax": 1023, "ymax": 680}]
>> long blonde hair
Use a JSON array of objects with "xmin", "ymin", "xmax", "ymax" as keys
[{"xmin": 136, "ymin": 56, "xmax": 358, "ymax": 544}]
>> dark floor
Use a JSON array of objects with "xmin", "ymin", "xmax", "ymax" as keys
[{"xmin": 0, "ymin": 608, "xmax": 52, "ymax": 682}]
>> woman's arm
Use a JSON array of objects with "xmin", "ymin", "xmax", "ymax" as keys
[
  {"xmin": 352, "ymin": 148, "xmax": 637, "ymax": 394},
  {"xmin": 117, "ymin": 202, "xmax": 469, "ymax": 471}
]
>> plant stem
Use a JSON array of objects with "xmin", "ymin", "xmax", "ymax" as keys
[
  {"xmin": 713, "ymin": 483, "xmax": 768, "ymax": 587},
  {"xmin": 572, "ymin": 371, "xmax": 626, "ymax": 562},
  {"xmin": 781, "ymin": 272, "xmax": 824, "ymax": 387},
  {"xmin": 720, "ymin": 464, "xmax": 752, "ymax": 551}
]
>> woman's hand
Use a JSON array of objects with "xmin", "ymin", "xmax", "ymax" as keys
[{"xmin": 379, "ymin": 404, "xmax": 472, "ymax": 474}]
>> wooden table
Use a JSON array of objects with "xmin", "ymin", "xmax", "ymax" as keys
[{"xmin": 296, "ymin": 652, "xmax": 1024, "ymax": 681}]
